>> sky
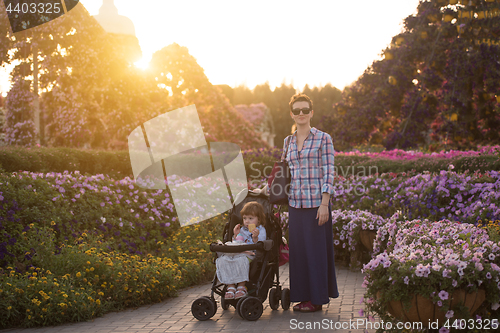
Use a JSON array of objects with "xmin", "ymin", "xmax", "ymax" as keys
[{"xmin": 0, "ymin": 0, "xmax": 420, "ymax": 95}]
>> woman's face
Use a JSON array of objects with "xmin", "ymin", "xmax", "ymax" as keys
[
  {"xmin": 290, "ymin": 101, "xmax": 313, "ymax": 126},
  {"xmin": 242, "ymin": 214, "xmax": 259, "ymax": 228}
]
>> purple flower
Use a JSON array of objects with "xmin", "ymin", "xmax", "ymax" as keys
[
  {"xmin": 445, "ymin": 310, "xmax": 454, "ymax": 319},
  {"xmin": 358, "ymin": 309, "xmax": 364, "ymax": 316},
  {"xmin": 438, "ymin": 290, "xmax": 448, "ymax": 300},
  {"xmin": 439, "ymin": 328, "xmax": 450, "ymax": 333},
  {"xmin": 100, "ymin": 202, "xmax": 105, "ymax": 207}
]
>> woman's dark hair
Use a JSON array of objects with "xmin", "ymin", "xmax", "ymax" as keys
[
  {"xmin": 240, "ymin": 201, "xmax": 266, "ymax": 227},
  {"xmin": 289, "ymin": 93, "xmax": 313, "ymax": 111}
]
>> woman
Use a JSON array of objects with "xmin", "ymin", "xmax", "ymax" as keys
[{"xmin": 260, "ymin": 93, "xmax": 339, "ymax": 312}]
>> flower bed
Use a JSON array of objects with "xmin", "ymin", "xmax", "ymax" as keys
[
  {"xmin": 0, "ymin": 220, "xmax": 219, "ymax": 328},
  {"xmin": 362, "ymin": 220, "xmax": 500, "ymax": 331},
  {"xmin": 330, "ymin": 210, "xmax": 388, "ymax": 268},
  {"xmin": 332, "ymin": 169, "xmax": 500, "ymax": 223},
  {"xmin": 0, "ymin": 169, "xmax": 226, "ymax": 328}
]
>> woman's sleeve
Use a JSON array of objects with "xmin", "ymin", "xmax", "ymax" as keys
[
  {"xmin": 321, "ymin": 133, "xmax": 335, "ymax": 194},
  {"xmin": 280, "ymin": 136, "xmax": 290, "ymax": 161}
]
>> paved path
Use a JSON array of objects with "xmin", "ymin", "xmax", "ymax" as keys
[{"xmin": 3, "ymin": 264, "xmax": 378, "ymax": 333}]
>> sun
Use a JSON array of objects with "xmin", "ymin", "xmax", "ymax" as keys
[{"xmin": 134, "ymin": 57, "xmax": 150, "ymax": 70}]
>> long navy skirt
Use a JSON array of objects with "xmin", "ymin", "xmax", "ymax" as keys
[{"xmin": 288, "ymin": 205, "xmax": 339, "ymax": 305}]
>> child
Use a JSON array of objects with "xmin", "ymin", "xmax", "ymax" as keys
[{"xmin": 216, "ymin": 201, "xmax": 267, "ymax": 300}]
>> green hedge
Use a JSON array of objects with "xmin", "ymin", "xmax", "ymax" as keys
[{"xmin": 1, "ymin": 146, "xmax": 499, "ymax": 183}]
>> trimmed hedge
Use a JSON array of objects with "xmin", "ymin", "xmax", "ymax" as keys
[{"xmin": 1, "ymin": 146, "xmax": 498, "ymax": 182}]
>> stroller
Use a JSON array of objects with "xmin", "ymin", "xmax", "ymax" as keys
[{"xmin": 191, "ymin": 190, "xmax": 291, "ymax": 321}]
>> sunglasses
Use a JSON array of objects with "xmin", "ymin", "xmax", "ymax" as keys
[{"xmin": 291, "ymin": 107, "xmax": 312, "ymax": 115}]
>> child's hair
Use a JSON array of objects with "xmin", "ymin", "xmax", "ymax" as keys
[{"xmin": 240, "ymin": 201, "xmax": 266, "ymax": 227}]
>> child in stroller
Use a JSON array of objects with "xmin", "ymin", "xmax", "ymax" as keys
[
  {"xmin": 216, "ymin": 201, "xmax": 267, "ymax": 300},
  {"xmin": 191, "ymin": 190, "xmax": 291, "ymax": 321}
]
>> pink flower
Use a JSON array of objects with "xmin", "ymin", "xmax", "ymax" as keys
[{"xmin": 438, "ymin": 290, "xmax": 449, "ymax": 300}]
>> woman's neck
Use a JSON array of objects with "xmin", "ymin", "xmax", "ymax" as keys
[{"xmin": 296, "ymin": 123, "xmax": 311, "ymax": 137}]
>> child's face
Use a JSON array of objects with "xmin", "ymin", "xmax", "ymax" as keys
[{"xmin": 242, "ymin": 214, "xmax": 259, "ymax": 228}]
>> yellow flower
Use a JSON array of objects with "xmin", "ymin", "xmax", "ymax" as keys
[
  {"xmin": 51, "ymin": 221, "xmax": 56, "ymax": 225},
  {"xmin": 76, "ymin": 272, "xmax": 81, "ymax": 278},
  {"xmin": 96, "ymin": 299, "xmax": 101, "ymax": 305},
  {"xmin": 7, "ymin": 306, "xmax": 12, "ymax": 310}
]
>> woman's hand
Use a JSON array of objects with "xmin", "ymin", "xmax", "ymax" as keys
[{"xmin": 316, "ymin": 205, "xmax": 329, "ymax": 226}]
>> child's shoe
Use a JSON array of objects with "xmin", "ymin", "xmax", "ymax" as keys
[
  {"xmin": 235, "ymin": 286, "xmax": 247, "ymax": 299},
  {"xmin": 225, "ymin": 287, "xmax": 236, "ymax": 299}
]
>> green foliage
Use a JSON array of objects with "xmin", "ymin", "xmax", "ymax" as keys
[
  {"xmin": 326, "ymin": 0, "xmax": 500, "ymax": 151},
  {"xmin": 1, "ymin": 146, "xmax": 499, "ymax": 182},
  {"xmin": 0, "ymin": 216, "xmax": 221, "ymax": 328},
  {"xmin": 227, "ymin": 82, "xmax": 342, "ymax": 150}
]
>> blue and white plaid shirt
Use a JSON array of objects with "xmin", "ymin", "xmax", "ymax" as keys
[{"xmin": 281, "ymin": 127, "xmax": 335, "ymax": 209}]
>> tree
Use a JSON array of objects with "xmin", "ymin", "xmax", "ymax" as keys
[
  {"xmin": 150, "ymin": 43, "xmax": 268, "ymax": 150},
  {"xmin": 326, "ymin": 0, "xmax": 500, "ymax": 150},
  {"xmin": 1, "ymin": 2, "xmax": 166, "ymax": 149},
  {"xmin": 4, "ymin": 76, "xmax": 36, "ymax": 146}
]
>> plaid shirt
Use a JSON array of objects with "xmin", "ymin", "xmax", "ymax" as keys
[{"xmin": 281, "ymin": 127, "xmax": 335, "ymax": 209}]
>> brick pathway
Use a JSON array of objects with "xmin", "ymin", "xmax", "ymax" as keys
[{"xmin": 2, "ymin": 263, "xmax": 378, "ymax": 333}]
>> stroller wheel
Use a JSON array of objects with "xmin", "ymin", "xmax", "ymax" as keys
[
  {"xmin": 235, "ymin": 295, "xmax": 247, "ymax": 317},
  {"xmin": 281, "ymin": 288, "xmax": 291, "ymax": 310},
  {"xmin": 269, "ymin": 288, "xmax": 280, "ymax": 310},
  {"xmin": 239, "ymin": 296, "xmax": 264, "ymax": 321},
  {"xmin": 191, "ymin": 296, "xmax": 216, "ymax": 321}
]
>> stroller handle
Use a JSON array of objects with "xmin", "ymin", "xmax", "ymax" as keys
[{"xmin": 210, "ymin": 240, "xmax": 274, "ymax": 253}]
